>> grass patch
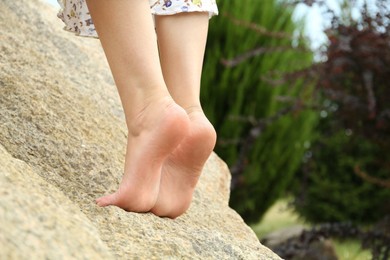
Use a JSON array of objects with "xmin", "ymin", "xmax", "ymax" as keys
[
  {"xmin": 333, "ymin": 239, "xmax": 371, "ymax": 260},
  {"xmin": 251, "ymin": 199, "xmax": 372, "ymax": 260},
  {"xmin": 251, "ymin": 199, "xmax": 305, "ymax": 237}
]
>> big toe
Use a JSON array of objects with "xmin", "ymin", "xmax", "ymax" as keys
[{"xmin": 96, "ymin": 193, "xmax": 117, "ymax": 207}]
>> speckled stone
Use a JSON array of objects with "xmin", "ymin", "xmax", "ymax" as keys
[
  {"xmin": 0, "ymin": 144, "xmax": 113, "ymax": 259},
  {"xmin": 0, "ymin": 0, "xmax": 281, "ymax": 259}
]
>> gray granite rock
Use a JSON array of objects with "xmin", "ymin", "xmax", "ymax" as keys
[
  {"xmin": 0, "ymin": 144, "xmax": 112, "ymax": 259},
  {"xmin": 0, "ymin": 0, "xmax": 281, "ymax": 259}
]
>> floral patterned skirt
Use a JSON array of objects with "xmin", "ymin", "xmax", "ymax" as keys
[{"xmin": 57, "ymin": 0, "xmax": 219, "ymax": 38}]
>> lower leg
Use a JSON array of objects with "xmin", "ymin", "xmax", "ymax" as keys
[
  {"xmin": 86, "ymin": 0, "xmax": 189, "ymax": 212},
  {"xmin": 151, "ymin": 13, "xmax": 217, "ymax": 218}
]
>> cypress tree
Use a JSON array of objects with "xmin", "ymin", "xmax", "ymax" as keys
[{"xmin": 202, "ymin": 0, "xmax": 317, "ymax": 223}]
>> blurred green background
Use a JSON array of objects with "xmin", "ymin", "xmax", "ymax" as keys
[{"xmin": 202, "ymin": 0, "xmax": 390, "ymax": 259}]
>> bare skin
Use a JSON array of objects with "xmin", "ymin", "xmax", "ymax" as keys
[
  {"xmin": 151, "ymin": 109, "xmax": 216, "ymax": 218},
  {"xmin": 96, "ymin": 98, "xmax": 190, "ymax": 212},
  {"xmin": 150, "ymin": 13, "xmax": 217, "ymax": 218},
  {"xmin": 86, "ymin": 0, "xmax": 190, "ymax": 212},
  {"xmin": 86, "ymin": 1, "xmax": 216, "ymax": 217}
]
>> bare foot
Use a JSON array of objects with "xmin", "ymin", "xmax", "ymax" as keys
[
  {"xmin": 151, "ymin": 108, "xmax": 217, "ymax": 218},
  {"xmin": 96, "ymin": 97, "xmax": 190, "ymax": 212}
]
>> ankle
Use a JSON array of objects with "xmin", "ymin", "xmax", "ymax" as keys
[
  {"xmin": 185, "ymin": 107, "xmax": 217, "ymax": 150},
  {"xmin": 126, "ymin": 97, "xmax": 188, "ymax": 137},
  {"xmin": 181, "ymin": 104, "xmax": 204, "ymax": 116},
  {"xmin": 122, "ymin": 83, "xmax": 172, "ymax": 124}
]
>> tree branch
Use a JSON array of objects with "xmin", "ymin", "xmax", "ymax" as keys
[
  {"xmin": 221, "ymin": 46, "xmax": 309, "ymax": 68},
  {"xmin": 354, "ymin": 165, "xmax": 390, "ymax": 188},
  {"xmin": 222, "ymin": 12, "xmax": 294, "ymax": 39},
  {"xmin": 230, "ymin": 102, "xmax": 319, "ymax": 189}
]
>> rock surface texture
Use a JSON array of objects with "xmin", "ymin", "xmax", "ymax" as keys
[{"xmin": 0, "ymin": 0, "xmax": 281, "ymax": 259}]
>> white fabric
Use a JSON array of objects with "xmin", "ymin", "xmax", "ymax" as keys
[{"xmin": 57, "ymin": 0, "xmax": 219, "ymax": 38}]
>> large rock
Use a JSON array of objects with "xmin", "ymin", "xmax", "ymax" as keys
[{"xmin": 0, "ymin": 0, "xmax": 281, "ymax": 258}]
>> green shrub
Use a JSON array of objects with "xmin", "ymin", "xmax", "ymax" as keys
[
  {"xmin": 292, "ymin": 1, "xmax": 390, "ymax": 224},
  {"xmin": 202, "ymin": 0, "xmax": 317, "ymax": 223},
  {"xmin": 293, "ymin": 126, "xmax": 390, "ymax": 224}
]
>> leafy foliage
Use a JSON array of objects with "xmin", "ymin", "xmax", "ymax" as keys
[
  {"xmin": 292, "ymin": 0, "xmax": 390, "ymax": 224},
  {"xmin": 202, "ymin": 0, "xmax": 316, "ymax": 223}
]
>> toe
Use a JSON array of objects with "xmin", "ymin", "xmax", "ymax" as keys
[{"xmin": 96, "ymin": 193, "xmax": 117, "ymax": 207}]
